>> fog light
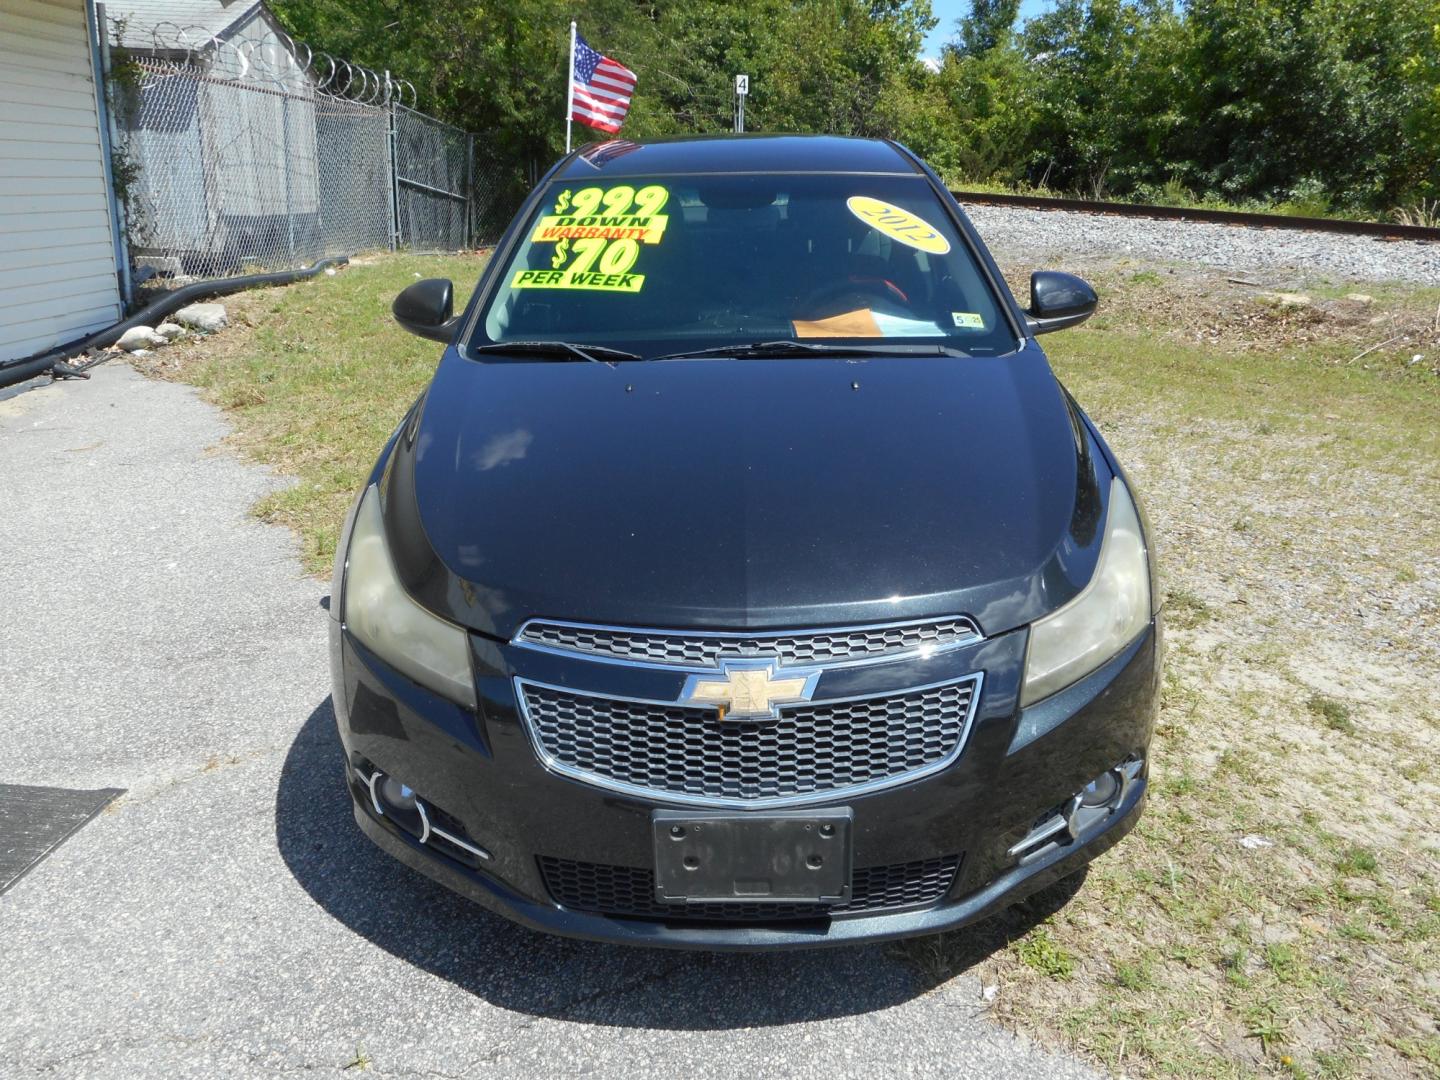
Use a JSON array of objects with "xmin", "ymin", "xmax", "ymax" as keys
[
  {"xmin": 379, "ymin": 776, "xmax": 417, "ymax": 810},
  {"xmin": 1080, "ymin": 770, "xmax": 1120, "ymax": 808},
  {"xmin": 359, "ymin": 768, "xmax": 495, "ymax": 864},
  {"xmin": 368, "ymin": 771, "xmax": 425, "ymax": 839}
]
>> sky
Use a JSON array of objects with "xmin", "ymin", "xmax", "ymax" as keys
[{"xmin": 922, "ymin": 0, "xmax": 1054, "ymax": 59}]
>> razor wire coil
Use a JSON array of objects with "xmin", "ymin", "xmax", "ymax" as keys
[{"xmin": 114, "ymin": 22, "xmax": 514, "ymax": 287}]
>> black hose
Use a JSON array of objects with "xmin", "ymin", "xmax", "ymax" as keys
[{"xmin": 0, "ymin": 256, "xmax": 350, "ymax": 390}]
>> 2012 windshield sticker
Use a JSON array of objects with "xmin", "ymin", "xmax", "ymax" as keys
[
  {"xmin": 846, "ymin": 196, "xmax": 951, "ymax": 254},
  {"xmin": 516, "ymin": 186, "xmax": 667, "ymax": 292}
]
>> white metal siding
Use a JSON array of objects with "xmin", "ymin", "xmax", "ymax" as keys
[{"xmin": 0, "ymin": 0, "xmax": 122, "ymax": 363}]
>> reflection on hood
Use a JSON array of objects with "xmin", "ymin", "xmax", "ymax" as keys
[{"xmin": 472, "ymin": 429, "xmax": 533, "ymax": 471}]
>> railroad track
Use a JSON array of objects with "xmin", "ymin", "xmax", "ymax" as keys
[{"xmin": 951, "ymin": 190, "xmax": 1440, "ymax": 243}]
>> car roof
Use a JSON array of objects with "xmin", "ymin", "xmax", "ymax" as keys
[{"xmin": 555, "ymin": 134, "xmax": 923, "ymax": 179}]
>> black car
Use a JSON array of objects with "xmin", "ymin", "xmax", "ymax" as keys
[{"xmin": 328, "ymin": 134, "xmax": 1161, "ymax": 949}]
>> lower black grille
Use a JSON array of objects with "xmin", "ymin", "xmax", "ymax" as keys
[{"xmin": 539, "ymin": 855, "xmax": 960, "ymax": 922}]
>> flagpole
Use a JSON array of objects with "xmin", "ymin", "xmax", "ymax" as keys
[{"xmin": 565, "ymin": 20, "xmax": 576, "ymax": 153}]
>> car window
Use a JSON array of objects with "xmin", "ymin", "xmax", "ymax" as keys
[{"xmin": 472, "ymin": 173, "xmax": 1016, "ymax": 358}]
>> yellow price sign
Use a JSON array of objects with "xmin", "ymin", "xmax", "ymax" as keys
[
  {"xmin": 530, "ymin": 216, "xmax": 668, "ymax": 245},
  {"xmin": 534, "ymin": 185, "xmax": 671, "ymax": 245},
  {"xmin": 512, "ymin": 237, "xmax": 645, "ymax": 293},
  {"xmin": 552, "ymin": 185, "xmax": 669, "ymax": 217}
]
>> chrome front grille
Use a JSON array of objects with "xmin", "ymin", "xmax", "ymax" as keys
[
  {"xmin": 516, "ymin": 676, "xmax": 981, "ymax": 806},
  {"xmin": 539, "ymin": 855, "xmax": 961, "ymax": 922},
  {"xmin": 515, "ymin": 617, "xmax": 981, "ymax": 668}
]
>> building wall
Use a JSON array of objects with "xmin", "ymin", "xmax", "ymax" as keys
[
  {"xmin": 201, "ymin": 6, "xmax": 319, "ymax": 222},
  {"xmin": 0, "ymin": 0, "xmax": 123, "ymax": 364},
  {"xmin": 118, "ymin": 2, "xmax": 322, "ymax": 270}
]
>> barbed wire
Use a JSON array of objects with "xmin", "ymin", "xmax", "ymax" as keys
[{"xmin": 124, "ymin": 20, "xmax": 417, "ymax": 107}]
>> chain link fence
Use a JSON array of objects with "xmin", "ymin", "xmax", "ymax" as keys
[
  {"xmin": 116, "ymin": 41, "xmax": 517, "ymax": 288},
  {"xmin": 393, "ymin": 105, "xmax": 469, "ymax": 252}
]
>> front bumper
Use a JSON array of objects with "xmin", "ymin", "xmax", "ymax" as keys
[{"xmin": 328, "ymin": 617, "xmax": 1160, "ymax": 950}]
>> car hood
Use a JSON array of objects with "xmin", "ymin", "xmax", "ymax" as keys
[{"xmin": 384, "ymin": 344, "xmax": 1110, "ymax": 640}]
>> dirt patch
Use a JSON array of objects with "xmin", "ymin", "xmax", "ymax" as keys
[{"xmin": 1001, "ymin": 261, "xmax": 1440, "ymax": 379}]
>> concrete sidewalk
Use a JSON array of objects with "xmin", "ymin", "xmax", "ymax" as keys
[{"xmin": 0, "ymin": 363, "xmax": 1100, "ymax": 1079}]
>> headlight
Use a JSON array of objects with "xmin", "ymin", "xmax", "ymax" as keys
[
  {"xmin": 341, "ymin": 485, "xmax": 477, "ymax": 708},
  {"xmin": 1021, "ymin": 477, "xmax": 1151, "ymax": 706}
]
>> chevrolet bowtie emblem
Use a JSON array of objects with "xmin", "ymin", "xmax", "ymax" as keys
[{"xmin": 680, "ymin": 660, "xmax": 821, "ymax": 722}]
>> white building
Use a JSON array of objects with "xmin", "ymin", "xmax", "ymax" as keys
[
  {"xmin": 0, "ymin": 0, "xmax": 125, "ymax": 367},
  {"xmin": 106, "ymin": 0, "xmax": 321, "ymax": 275}
]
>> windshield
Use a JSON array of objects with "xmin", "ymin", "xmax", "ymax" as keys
[{"xmin": 470, "ymin": 173, "xmax": 1017, "ymax": 358}]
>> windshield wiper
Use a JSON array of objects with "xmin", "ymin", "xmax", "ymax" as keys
[
  {"xmin": 650, "ymin": 340, "xmax": 966, "ymax": 361},
  {"xmin": 469, "ymin": 341, "xmax": 642, "ymax": 363}
]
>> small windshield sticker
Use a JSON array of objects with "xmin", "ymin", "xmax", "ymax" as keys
[
  {"xmin": 951, "ymin": 311, "xmax": 985, "ymax": 329},
  {"xmin": 846, "ymin": 196, "xmax": 951, "ymax": 254},
  {"xmin": 516, "ymin": 186, "xmax": 667, "ymax": 292}
]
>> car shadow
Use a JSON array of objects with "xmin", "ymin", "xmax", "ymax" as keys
[{"xmin": 275, "ymin": 697, "xmax": 1081, "ymax": 1030}]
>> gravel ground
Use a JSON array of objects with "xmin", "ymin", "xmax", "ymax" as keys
[
  {"xmin": 0, "ymin": 365, "xmax": 1100, "ymax": 1080},
  {"xmin": 964, "ymin": 204, "xmax": 1440, "ymax": 285}
]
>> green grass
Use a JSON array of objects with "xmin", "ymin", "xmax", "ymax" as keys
[
  {"xmin": 1335, "ymin": 846, "xmax": 1379, "ymax": 877},
  {"xmin": 1014, "ymin": 925, "xmax": 1076, "ymax": 980},
  {"xmin": 1306, "ymin": 693, "xmax": 1355, "ymax": 734},
  {"xmin": 1164, "ymin": 587, "xmax": 1213, "ymax": 630}
]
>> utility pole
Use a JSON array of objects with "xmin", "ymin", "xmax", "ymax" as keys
[{"xmin": 734, "ymin": 74, "xmax": 748, "ymax": 134}]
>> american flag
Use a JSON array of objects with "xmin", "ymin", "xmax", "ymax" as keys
[{"xmin": 570, "ymin": 34, "xmax": 636, "ymax": 134}]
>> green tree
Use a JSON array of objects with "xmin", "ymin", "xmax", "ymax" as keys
[
  {"xmin": 956, "ymin": 0, "xmax": 1021, "ymax": 57},
  {"xmin": 1019, "ymin": 0, "xmax": 1192, "ymax": 198}
]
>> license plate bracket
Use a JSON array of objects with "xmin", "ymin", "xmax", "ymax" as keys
[{"xmin": 652, "ymin": 808, "xmax": 853, "ymax": 903}]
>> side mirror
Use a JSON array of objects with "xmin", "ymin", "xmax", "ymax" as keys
[
  {"xmin": 393, "ymin": 278, "xmax": 458, "ymax": 342},
  {"xmin": 1026, "ymin": 271, "xmax": 1097, "ymax": 335}
]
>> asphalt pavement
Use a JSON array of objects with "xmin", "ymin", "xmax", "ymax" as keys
[{"xmin": 0, "ymin": 363, "xmax": 1101, "ymax": 1079}]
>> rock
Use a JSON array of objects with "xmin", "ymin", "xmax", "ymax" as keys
[
  {"xmin": 116, "ymin": 326, "xmax": 166, "ymax": 352},
  {"xmin": 1239, "ymin": 835, "xmax": 1274, "ymax": 849},
  {"xmin": 1345, "ymin": 293, "xmax": 1374, "ymax": 305},
  {"xmin": 154, "ymin": 322, "xmax": 185, "ymax": 341},
  {"xmin": 324, "ymin": 267, "xmax": 337, "ymax": 276},
  {"xmin": 1270, "ymin": 292, "xmax": 1311, "ymax": 307},
  {"xmin": 172, "ymin": 303, "xmax": 228, "ymax": 332}
]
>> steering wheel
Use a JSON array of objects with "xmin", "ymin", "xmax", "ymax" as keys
[{"xmin": 798, "ymin": 275, "xmax": 910, "ymax": 316}]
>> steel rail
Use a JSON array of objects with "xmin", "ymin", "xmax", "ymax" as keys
[{"xmin": 950, "ymin": 190, "xmax": 1440, "ymax": 243}]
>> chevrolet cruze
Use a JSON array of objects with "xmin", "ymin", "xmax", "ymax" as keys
[{"xmin": 327, "ymin": 134, "xmax": 1161, "ymax": 948}]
